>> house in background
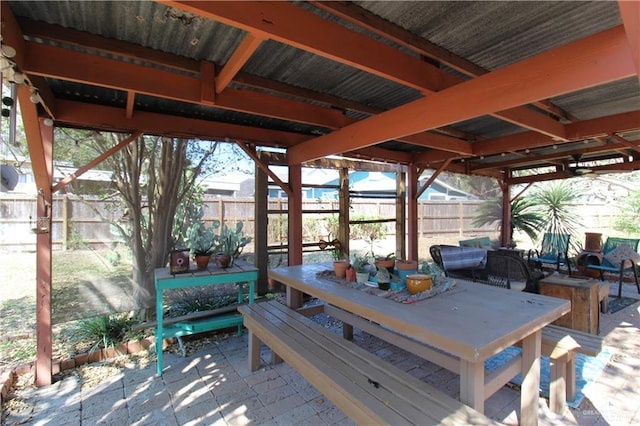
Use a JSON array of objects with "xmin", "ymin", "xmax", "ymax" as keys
[{"xmin": 205, "ymin": 168, "xmax": 473, "ymax": 200}]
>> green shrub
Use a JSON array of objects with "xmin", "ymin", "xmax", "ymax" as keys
[{"xmin": 73, "ymin": 313, "xmax": 141, "ymax": 353}]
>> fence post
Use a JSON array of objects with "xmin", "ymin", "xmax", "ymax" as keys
[
  {"xmin": 62, "ymin": 195, "xmax": 69, "ymax": 251},
  {"xmin": 459, "ymin": 201, "xmax": 463, "ymax": 236}
]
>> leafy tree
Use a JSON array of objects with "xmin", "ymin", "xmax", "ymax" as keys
[
  {"xmin": 614, "ymin": 189, "xmax": 640, "ymax": 235},
  {"xmin": 64, "ymin": 131, "xmax": 244, "ymax": 319}
]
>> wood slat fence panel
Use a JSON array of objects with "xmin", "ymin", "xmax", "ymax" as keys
[{"xmin": 0, "ymin": 195, "xmax": 621, "ymax": 251}]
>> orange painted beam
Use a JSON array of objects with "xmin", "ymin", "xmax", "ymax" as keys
[
  {"xmin": 54, "ymin": 100, "xmax": 309, "ymax": 147},
  {"xmin": 619, "ymin": 0, "xmax": 640, "ymax": 80},
  {"xmin": 24, "ymin": 40, "xmax": 478, "ymax": 153},
  {"xmin": 216, "ymin": 32, "xmax": 264, "ymax": 94},
  {"xmin": 287, "ymin": 26, "xmax": 635, "ymax": 164},
  {"xmin": 126, "ymin": 91, "xmax": 135, "ymax": 119},
  {"xmin": 473, "ymin": 110, "xmax": 640, "ymax": 156},
  {"xmin": 313, "ymin": 0, "xmax": 571, "ymax": 124},
  {"xmin": 52, "ymin": 132, "xmax": 143, "ymax": 193},
  {"xmin": 164, "ymin": 1, "xmax": 568, "ymax": 139},
  {"xmin": 236, "ymin": 142, "xmax": 293, "ymax": 197},
  {"xmin": 158, "ymin": 1, "xmax": 456, "ymax": 92},
  {"xmin": 18, "ymin": 86, "xmax": 52, "ymax": 197},
  {"xmin": 200, "ymin": 61, "xmax": 216, "ymax": 105},
  {"xmin": 23, "ymin": 42, "xmax": 349, "ymax": 128},
  {"xmin": 609, "ymin": 133, "xmax": 640, "ymax": 153},
  {"xmin": 0, "ymin": 2, "xmax": 26, "ymax": 68}
]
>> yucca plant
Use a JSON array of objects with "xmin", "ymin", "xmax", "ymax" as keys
[
  {"xmin": 530, "ymin": 181, "xmax": 584, "ymax": 253},
  {"xmin": 472, "ymin": 196, "xmax": 545, "ymax": 243}
]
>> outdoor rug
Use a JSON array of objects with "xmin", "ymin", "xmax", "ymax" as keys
[
  {"xmin": 607, "ymin": 296, "xmax": 639, "ymax": 314},
  {"xmin": 485, "ymin": 346, "xmax": 613, "ymax": 409}
]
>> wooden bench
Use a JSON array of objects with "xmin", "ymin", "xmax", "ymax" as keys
[
  {"xmin": 327, "ymin": 303, "xmax": 604, "ymax": 416},
  {"xmin": 238, "ymin": 301, "xmax": 495, "ymax": 425},
  {"xmin": 540, "ymin": 325, "xmax": 605, "ymax": 414}
]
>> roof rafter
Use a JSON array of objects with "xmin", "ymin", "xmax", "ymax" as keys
[
  {"xmin": 22, "ymin": 39, "xmax": 472, "ymax": 154},
  {"xmin": 160, "ymin": 0, "xmax": 568, "ymax": 140},
  {"xmin": 312, "ymin": 0, "xmax": 573, "ymax": 121},
  {"xmin": 286, "ymin": 26, "xmax": 635, "ymax": 164}
]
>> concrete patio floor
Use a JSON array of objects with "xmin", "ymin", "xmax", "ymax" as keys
[{"xmin": 4, "ymin": 283, "xmax": 640, "ymax": 426}]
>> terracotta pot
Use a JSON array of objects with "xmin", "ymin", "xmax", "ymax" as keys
[
  {"xmin": 333, "ymin": 260, "xmax": 350, "ymax": 278},
  {"xmin": 215, "ymin": 253, "xmax": 232, "ymax": 269},
  {"xmin": 195, "ymin": 255, "xmax": 211, "ymax": 270},
  {"xmin": 584, "ymin": 232, "xmax": 602, "ymax": 252},
  {"xmin": 406, "ymin": 274, "xmax": 433, "ymax": 295},
  {"xmin": 345, "ymin": 267, "xmax": 356, "ymax": 282},
  {"xmin": 375, "ymin": 259, "xmax": 395, "ymax": 273},
  {"xmin": 396, "ymin": 259, "xmax": 418, "ymax": 271}
]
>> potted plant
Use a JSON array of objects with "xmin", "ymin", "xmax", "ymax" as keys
[
  {"xmin": 332, "ymin": 246, "xmax": 350, "ymax": 278},
  {"xmin": 353, "ymin": 254, "xmax": 371, "ymax": 283},
  {"xmin": 375, "ymin": 252, "xmax": 396, "ymax": 273},
  {"xmin": 376, "ymin": 264, "xmax": 391, "ymax": 290},
  {"xmin": 212, "ymin": 220, "xmax": 252, "ymax": 268},
  {"xmin": 193, "ymin": 242, "xmax": 215, "ymax": 270}
]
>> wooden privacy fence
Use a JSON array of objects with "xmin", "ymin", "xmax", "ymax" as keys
[{"xmin": 0, "ymin": 194, "xmax": 622, "ymax": 251}]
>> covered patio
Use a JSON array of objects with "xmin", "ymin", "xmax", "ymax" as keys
[
  {"xmin": 4, "ymin": 283, "xmax": 640, "ymax": 425},
  {"xmin": 1, "ymin": 0, "xmax": 640, "ymax": 422}
]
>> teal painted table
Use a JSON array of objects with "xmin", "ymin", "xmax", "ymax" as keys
[{"xmin": 154, "ymin": 260, "xmax": 258, "ymax": 375}]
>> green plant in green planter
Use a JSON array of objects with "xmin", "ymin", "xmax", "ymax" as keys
[{"xmin": 213, "ymin": 220, "xmax": 252, "ymax": 267}]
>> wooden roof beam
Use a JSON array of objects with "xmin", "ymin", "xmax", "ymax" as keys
[
  {"xmin": 287, "ymin": 26, "xmax": 634, "ymax": 164},
  {"xmin": 23, "ymin": 41, "xmax": 472, "ymax": 153},
  {"xmin": 16, "ymin": 18, "xmax": 474, "ymax": 153},
  {"xmin": 215, "ymin": 32, "xmax": 265, "ymax": 94},
  {"xmin": 161, "ymin": 1, "xmax": 567, "ymax": 140},
  {"xmin": 618, "ymin": 0, "xmax": 640, "ymax": 82},
  {"xmin": 312, "ymin": 0, "xmax": 573, "ymax": 122},
  {"xmin": 54, "ymin": 100, "xmax": 309, "ymax": 147}
]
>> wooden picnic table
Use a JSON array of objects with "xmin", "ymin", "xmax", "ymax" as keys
[{"xmin": 270, "ymin": 262, "xmax": 570, "ymax": 426}]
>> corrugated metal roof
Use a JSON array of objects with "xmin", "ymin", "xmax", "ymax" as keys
[{"xmin": 4, "ymin": 0, "xmax": 639, "ymax": 180}]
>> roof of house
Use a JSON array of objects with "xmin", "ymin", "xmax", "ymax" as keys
[{"xmin": 2, "ymin": 1, "xmax": 639, "ymax": 185}]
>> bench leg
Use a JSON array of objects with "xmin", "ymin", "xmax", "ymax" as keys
[
  {"xmin": 271, "ymin": 352, "xmax": 283, "ymax": 365},
  {"xmin": 343, "ymin": 322, "xmax": 354, "ymax": 340},
  {"xmin": 248, "ymin": 330, "xmax": 261, "ymax": 371},
  {"xmin": 549, "ymin": 351, "xmax": 568, "ymax": 414}
]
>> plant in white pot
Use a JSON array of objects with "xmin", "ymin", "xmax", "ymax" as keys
[{"xmin": 353, "ymin": 254, "xmax": 371, "ymax": 283}]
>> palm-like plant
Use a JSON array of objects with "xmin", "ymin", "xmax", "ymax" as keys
[
  {"xmin": 473, "ymin": 196, "xmax": 545, "ymax": 243},
  {"xmin": 530, "ymin": 181, "xmax": 583, "ymax": 252}
]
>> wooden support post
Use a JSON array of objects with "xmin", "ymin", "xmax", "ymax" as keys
[
  {"xmin": 407, "ymin": 166, "xmax": 418, "ymax": 261},
  {"xmin": 396, "ymin": 170, "xmax": 406, "ymax": 260},
  {"xmin": 501, "ymin": 180, "xmax": 512, "ymax": 247},
  {"xmin": 35, "ymin": 119, "xmax": 54, "ymax": 387},
  {"xmin": 287, "ymin": 164, "xmax": 303, "ymax": 308},
  {"xmin": 255, "ymin": 153, "xmax": 269, "ymax": 295},
  {"xmin": 338, "ymin": 168, "xmax": 349, "ymax": 258}
]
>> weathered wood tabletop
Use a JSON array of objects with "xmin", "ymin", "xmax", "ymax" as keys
[{"xmin": 270, "ymin": 262, "xmax": 570, "ymax": 426}]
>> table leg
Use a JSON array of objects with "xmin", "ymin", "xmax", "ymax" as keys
[
  {"xmin": 459, "ymin": 360, "xmax": 485, "ymax": 413},
  {"xmin": 286, "ymin": 286, "xmax": 304, "ymax": 309},
  {"xmin": 520, "ymin": 329, "xmax": 542, "ymax": 426}
]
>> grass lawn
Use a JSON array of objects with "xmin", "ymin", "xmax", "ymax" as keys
[{"xmin": 0, "ymin": 249, "xmax": 134, "ymax": 371}]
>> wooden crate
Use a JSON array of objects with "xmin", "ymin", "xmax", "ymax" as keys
[{"xmin": 539, "ymin": 275, "xmax": 600, "ymax": 334}]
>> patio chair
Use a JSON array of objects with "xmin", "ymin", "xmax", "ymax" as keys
[
  {"xmin": 528, "ymin": 233, "xmax": 571, "ymax": 275},
  {"xmin": 586, "ymin": 237, "xmax": 640, "ymax": 298}
]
